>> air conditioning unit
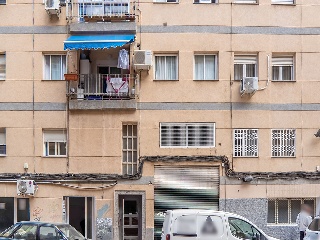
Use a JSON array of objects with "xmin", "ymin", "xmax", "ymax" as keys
[
  {"xmin": 17, "ymin": 180, "xmax": 37, "ymax": 196},
  {"xmin": 240, "ymin": 77, "xmax": 258, "ymax": 96},
  {"xmin": 134, "ymin": 50, "xmax": 152, "ymax": 70},
  {"xmin": 45, "ymin": 0, "xmax": 60, "ymax": 16}
]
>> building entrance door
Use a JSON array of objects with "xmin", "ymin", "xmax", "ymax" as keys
[
  {"xmin": 119, "ymin": 195, "xmax": 142, "ymax": 240},
  {"xmin": 64, "ymin": 197, "xmax": 94, "ymax": 239}
]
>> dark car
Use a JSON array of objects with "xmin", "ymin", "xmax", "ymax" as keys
[{"xmin": 0, "ymin": 221, "xmax": 85, "ymax": 240}]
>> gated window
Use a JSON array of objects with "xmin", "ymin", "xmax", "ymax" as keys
[
  {"xmin": 160, "ymin": 123, "xmax": 215, "ymax": 148},
  {"xmin": 122, "ymin": 124, "xmax": 138, "ymax": 175},
  {"xmin": 268, "ymin": 199, "xmax": 315, "ymax": 224},
  {"xmin": 271, "ymin": 129, "xmax": 296, "ymax": 157},
  {"xmin": 233, "ymin": 129, "xmax": 258, "ymax": 157}
]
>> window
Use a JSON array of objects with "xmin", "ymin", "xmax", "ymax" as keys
[
  {"xmin": 0, "ymin": 198, "xmax": 30, "ymax": 232},
  {"xmin": 0, "ymin": 0, "xmax": 5, "ymax": 5},
  {"xmin": 39, "ymin": 226, "xmax": 62, "ymax": 240},
  {"xmin": 155, "ymin": 55, "xmax": 178, "ymax": 80},
  {"xmin": 268, "ymin": 199, "xmax": 315, "ymax": 224},
  {"xmin": 122, "ymin": 124, "xmax": 138, "ymax": 175},
  {"xmin": 13, "ymin": 224, "xmax": 37, "ymax": 240},
  {"xmin": 272, "ymin": 56, "xmax": 294, "ymax": 81},
  {"xmin": 0, "ymin": 128, "xmax": 6, "ymax": 156},
  {"xmin": 228, "ymin": 218, "xmax": 267, "ymax": 240},
  {"xmin": 44, "ymin": 55, "xmax": 66, "ymax": 80},
  {"xmin": 234, "ymin": 0, "xmax": 257, "ymax": 3},
  {"xmin": 271, "ymin": 129, "xmax": 295, "ymax": 157},
  {"xmin": 160, "ymin": 123, "xmax": 215, "ymax": 148},
  {"xmin": 234, "ymin": 55, "xmax": 257, "ymax": 80},
  {"xmin": 0, "ymin": 54, "xmax": 5, "ymax": 80},
  {"xmin": 43, "ymin": 130, "xmax": 67, "ymax": 157},
  {"xmin": 233, "ymin": 129, "xmax": 258, "ymax": 157},
  {"xmin": 272, "ymin": 0, "xmax": 294, "ymax": 4},
  {"xmin": 194, "ymin": 55, "xmax": 217, "ymax": 80}
]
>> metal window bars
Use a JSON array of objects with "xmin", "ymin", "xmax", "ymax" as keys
[
  {"xmin": 271, "ymin": 129, "xmax": 296, "ymax": 157},
  {"xmin": 233, "ymin": 129, "xmax": 258, "ymax": 157}
]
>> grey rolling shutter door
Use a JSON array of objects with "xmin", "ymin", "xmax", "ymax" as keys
[{"xmin": 154, "ymin": 166, "xmax": 219, "ymax": 239}]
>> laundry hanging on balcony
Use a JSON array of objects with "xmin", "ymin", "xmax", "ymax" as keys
[
  {"xmin": 64, "ymin": 35, "xmax": 135, "ymax": 50},
  {"xmin": 117, "ymin": 49, "xmax": 129, "ymax": 69},
  {"xmin": 105, "ymin": 76, "xmax": 129, "ymax": 95}
]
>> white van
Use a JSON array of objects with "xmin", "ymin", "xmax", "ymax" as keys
[{"xmin": 161, "ymin": 209, "xmax": 279, "ymax": 240}]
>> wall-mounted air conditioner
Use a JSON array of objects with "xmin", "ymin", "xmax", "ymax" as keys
[
  {"xmin": 240, "ymin": 77, "xmax": 258, "ymax": 97},
  {"xmin": 134, "ymin": 50, "xmax": 152, "ymax": 70},
  {"xmin": 17, "ymin": 180, "xmax": 37, "ymax": 196},
  {"xmin": 45, "ymin": 0, "xmax": 61, "ymax": 16}
]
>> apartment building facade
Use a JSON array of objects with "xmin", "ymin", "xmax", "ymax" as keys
[{"xmin": 0, "ymin": 0, "xmax": 320, "ymax": 239}]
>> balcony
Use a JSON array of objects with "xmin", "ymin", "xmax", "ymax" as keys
[
  {"xmin": 67, "ymin": 0, "xmax": 136, "ymax": 34},
  {"xmin": 67, "ymin": 74, "xmax": 137, "ymax": 110}
]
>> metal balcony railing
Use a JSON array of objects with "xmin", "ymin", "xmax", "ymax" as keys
[
  {"xmin": 66, "ymin": 0, "xmax": 135, "ymax": 22},
  {"xmin": 68, "ymin": 74, "xmax": 136, "ymax": 100}
]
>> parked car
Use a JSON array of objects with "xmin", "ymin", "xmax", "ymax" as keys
[
  {"xmin": 161, "ymin": 209, "xmax": 279, "ymax": 240},
  {"xmin": 304, "ymin": 216, "xmax": 320, "ymax": 240},
  {"xmin": 0, "ymin": 221, "xmax": 85, "ymax": 240}
]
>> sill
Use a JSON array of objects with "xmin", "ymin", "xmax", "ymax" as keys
[
  {"xmin": 233, "ymin": 2, "xmax": 258, "ymax": 5},
  {"xmin": 271, "ymin": 3, "xmax": 295, "ymax": 6},
  {"xmin": 42, "ymin": 79, "xmax": 65, "ymax": 81},
  {"xmin": 153, "ymin": 1, "xmax": 179, "ymax": 3},
  {"xmin": 233, "ymin": 156, "xmax": 258, "ymax": 158},
  {"xmin": 194, "ymin": 79, "xmax": 218, "ymax": 81},
  {"xmin": 43, "ymin": 155, "xmax": 67, "ymax": 158},
  {"xmin": 153, "ymin": 79, "xmax": 179, "ymax": 81},
  {"xmin": 272, "ymin": 80, "xmax": 296, "ymax": 82},
  {"xmin": 0, "ymin": 154, "xmax": 6, "ymax": 157}
]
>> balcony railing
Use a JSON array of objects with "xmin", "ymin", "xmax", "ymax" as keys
[
  {"xmin": 68, "ymin": 74, "xmax": 136, "ymax": 100},
  {"xmin": 67, "ymin": 0, "xmax": 135, "ymax": 22}
]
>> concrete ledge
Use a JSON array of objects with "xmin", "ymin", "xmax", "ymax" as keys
[
  {"xmin": 70, "ymin": 22, "xmax": 136, "ymax": 34},
  {"xmin": 69, "ymin": 99, "xmax": 137, "ymax": 110}
]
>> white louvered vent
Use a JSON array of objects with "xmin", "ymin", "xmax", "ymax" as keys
[
  {"xmin": 233, "ymin": 129, "xmax": 258, "ymax": 157},
  {"xmin": 271, "ymin": 129, "xmax": 296, "ymax": 157},
  {"xmin": 160, "ymin": 123, "xmax": 215, "ymax": 148}
]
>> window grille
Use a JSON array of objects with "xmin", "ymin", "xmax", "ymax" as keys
[
  {"xmin": 271, "ymin": 129, "xmax": 295, "ymax": 157},
  {"xmin": 233, "ymin": 129, "xmax": 258, "ymax": 157},
  {"xmin": 268, "ymin": 199, "xmax": 315, "ymax": 224},
  {"xmin": 122, "ymin": 124, "xmax": 138, "ymax": 175},
  {"xmin": 160, "ymin": 123, "xmax": 215, "ymax": 148}
]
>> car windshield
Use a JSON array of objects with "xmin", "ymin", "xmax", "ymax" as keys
[
  {"xmin": 56, "ymin": 224, "xmax": 85, "ymax": 240},
  {"xmin": 309, "ymin": 219, "xmax": 320, "ymax": 231},
  {"xmin": 0, "ymin": 223, "xmax": 20, "ymax": 237}
]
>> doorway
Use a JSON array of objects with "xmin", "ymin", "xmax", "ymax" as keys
[
  {"xmin": 64, "ymin": 197, "xmax": 94, "ymax": 239},
  {"xmin": 119, "ymin": 195, "xmax": 142, "ymax": 240}
]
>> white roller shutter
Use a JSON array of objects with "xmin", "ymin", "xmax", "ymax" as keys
[
  {"xmin": 234, "ymin": 55, "xmax": 257, "ymax": 64},
  {"xmin": 154, "ymin": 166, "xmax": 219, "ymax": 239},
  {"xmin": 272, "ymin": 56, "xmax": 293, "ymax": 66},
  {"xmin": 43, "ymin": 130, "xmax": 67, "ymax": 142}
]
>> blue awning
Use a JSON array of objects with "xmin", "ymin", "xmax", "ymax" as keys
[{"xmin": 64, "ymin": 35, "xmax": 135, "ymax": 50}]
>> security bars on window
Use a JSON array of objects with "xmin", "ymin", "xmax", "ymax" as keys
[
  {"xmin": 233, "ymin": 129, "xmax": 258, "ymax": 157},
  {"xmin": 268, "ymin": 199, "xmax": 315, "ymax": 224},
  {"xmin": 160, "ymin": 123, "xmax": 215, "ymax": 148},
  {"xmin": 271, "ymin": 129, "xmax": 295, "ymax": 157},
  {"xmin": 122, "ymin": 124, "xmax": 138, "ymax": 175}
]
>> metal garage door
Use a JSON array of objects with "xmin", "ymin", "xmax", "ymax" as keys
[{"xmin": 154, "ymin": 166, "xmax": 220, "ymax": 240}]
